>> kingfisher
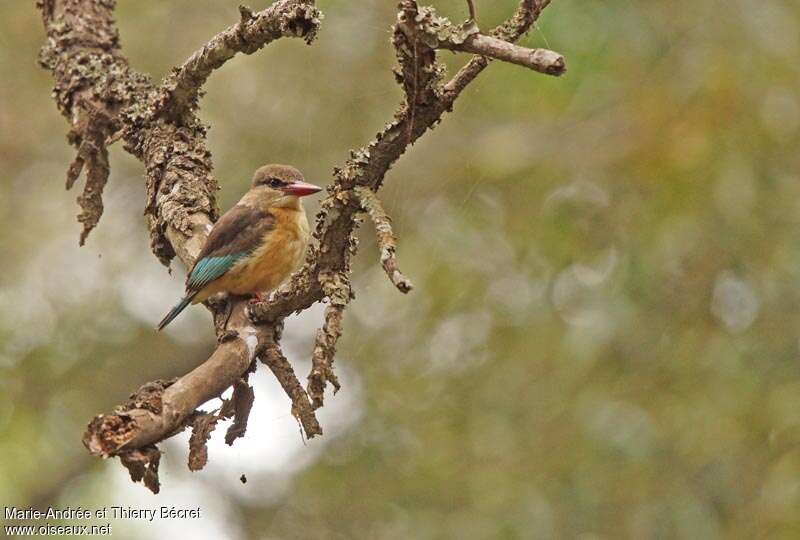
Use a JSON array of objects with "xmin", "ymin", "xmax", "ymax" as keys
[{"xmin": 157, "ymin": 164, "xmax": 322, "ymax": 330}]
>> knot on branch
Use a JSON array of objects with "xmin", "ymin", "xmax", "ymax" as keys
[
  {"xmin": 278, "ymin": 3, "xmax": 322, "ymax": 44},
  {"xmin": 238, "ymin": 4, "xmax": 255, "ymax": 23}
]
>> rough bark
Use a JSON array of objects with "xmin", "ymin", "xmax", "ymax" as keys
[
  {"xmin": 355, "ymin": 186, "xmax": 413, "ymax": 294},
  {"xmin": 37, "ymin": 0, "xmax": 564, "ymax": 492}
]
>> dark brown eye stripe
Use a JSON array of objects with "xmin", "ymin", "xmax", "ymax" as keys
[{"xmin": 259, "ymin": 177, "xmax": 285, "ymax": 187}]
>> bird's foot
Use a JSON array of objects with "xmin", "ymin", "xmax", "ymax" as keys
[{"xmin": 248, "ymin": 292, "xmax": 266, "ymax": 305}]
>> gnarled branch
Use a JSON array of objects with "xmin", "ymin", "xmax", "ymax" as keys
[
  {"xmin": 307, "ymin": 274, "xmax": 350, "ymax": 409},
  {"xmin": 39, "ymin": 0, "xmax": 563, "ymax": 492},
  {"xmin": 397, "ymin": 3, "xmax": 565, "ymax": 76},
  {"xmin": 157, "ymin": 0, "xmax": 322, "ymax": 118},
  {"xmin": 249, "ymin": 0, "xmax": 557, "ymax": 324},
  {"xmin": 40, "ymin": 0, "xmax": 322, "ymax": 493}
]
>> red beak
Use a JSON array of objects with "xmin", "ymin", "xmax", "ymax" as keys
[{"xmin": 282, "ymin": 180, "xmax": 322, "ymax": 197}]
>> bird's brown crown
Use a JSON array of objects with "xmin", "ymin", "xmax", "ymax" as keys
[{"xmin": 251, "ymin": 164, "xmax": 305, "ymax": 189}]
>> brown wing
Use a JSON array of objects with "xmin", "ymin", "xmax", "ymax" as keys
[{"xmin": 186, "ymin": 205, "xmax": 275, "ymax": 291}]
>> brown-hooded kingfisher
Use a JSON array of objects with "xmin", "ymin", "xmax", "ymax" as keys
[{"xmin": 157, "ymin": 164, "xmax": 322, "ymax": 330}]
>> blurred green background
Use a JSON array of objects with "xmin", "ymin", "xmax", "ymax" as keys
[{"xmin": 2, "ymin": 0, "xmax": 800, "ymax": 538}]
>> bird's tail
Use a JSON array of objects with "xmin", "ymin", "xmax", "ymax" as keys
[{"xmin": 157, "ymin": 292, "xmax": 198, "ymax": 331}]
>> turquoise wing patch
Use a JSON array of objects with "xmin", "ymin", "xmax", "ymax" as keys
[{"xmin": 187, "ymin": 252, "xmax": 249, "ymax": 291}]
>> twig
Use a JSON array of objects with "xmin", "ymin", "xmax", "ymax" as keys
[
  {"xmin": 188, "ymin": 412, "xmax": 220, "ymax": 472},
  {"xmin": 355, "ymin": 186, "xmax": 413, "ymax": 293},
  {"xmin": 465, "ymin": 0, "xmax": 476, "ymax": 22},
  {"xmin": 224, "ymin": 377, "xmax": 256, "ymax": 445},
  {"xmin": 260, "ymin": 326, "xmax": 322, "ymax": 438},
  {"xmin": 440, "ymin": 34, "xmax": 565, "ymax": 76},
  {"xmin": 306, "ymin": 269, "xmax": 351, "ymax": 407},
  {"xmin": 396, "ymin": 3, "xmax": 565, "ymax": 77},
  {"xmin": 308, "ymin": 303, "xmax": 345, "ymax": 409},
  {"xmin": 64, "ymin": 103, "xmax": 114, "ymax": 245}
]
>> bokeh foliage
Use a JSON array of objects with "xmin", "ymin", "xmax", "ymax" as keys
[{"xmin": 2, "ymin": 0, "xmax": 800, "ymax": 538}]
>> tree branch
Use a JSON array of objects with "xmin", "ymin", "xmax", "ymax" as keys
[
  {"xmin": 396, "ymin": 2, "xmax": 565, "ymax": 76},
  {"xmin": 441, "ymin": 34, "xmax": 565, "ymax": 76},
  {"xmin": 83, "ymin": 302, "xmax": 268, "ymax": 454},
  {"xmin": 259, "ymin": 324, "xmax": 322, "ymax": 437},
  {"xmin": 224, "ymin": 376, "xmax": 256, "ymax": 445},
  {"xmin": 249, "ymin": 0, "xmax": 556, "ymax": 324},
  {"xmin": 65, "ymin": 101, "xmax": 113, "ymax": 245},
  {"xmin": 39, "ymin": 0, "xmax": 562, "ymax": 492},
  {"xmin": 40, "ymin": 0, "xmax": 322, "ymax": 493},
  {"xmin": 465, "ymin": 0, "xmax": 476, "ymax": 22},
  {"xmin": 156, "ymin": 0, "xmax": 322, "ymax": 118},
  {"xmin": 355, "ymin": 186, "xmax": 413, "ymax": 293},
  {"xmin": 307, "ymin": 273, "xmax": 350, "ymax": 409}
]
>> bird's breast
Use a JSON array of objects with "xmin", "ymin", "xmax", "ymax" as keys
[{"xmin": 226, "ymin": 207, "xmax": 310, "ymax": 295}]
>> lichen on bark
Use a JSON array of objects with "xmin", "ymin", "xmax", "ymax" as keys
[{"xmin": 38, "ymin": 0, "xmax": 563, "ymax": 492}]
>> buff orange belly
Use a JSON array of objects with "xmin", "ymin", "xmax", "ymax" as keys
[{"xmin": 193, "ymin": 207, "xmax": 309, "ymax": 302}]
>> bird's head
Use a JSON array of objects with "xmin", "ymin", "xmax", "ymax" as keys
[{"xmin": 251, "ymin": 165, "xmax": 322, "ymax": 206}]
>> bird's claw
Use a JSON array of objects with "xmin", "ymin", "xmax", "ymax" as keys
[{"xmin": 248, "ymin": 292, "xmax": 265, "ymax": 305}]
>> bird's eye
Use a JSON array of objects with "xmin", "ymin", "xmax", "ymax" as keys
[{"xmin": 269, "ymin": 178, "xmax": 282, "ymax": 188}]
